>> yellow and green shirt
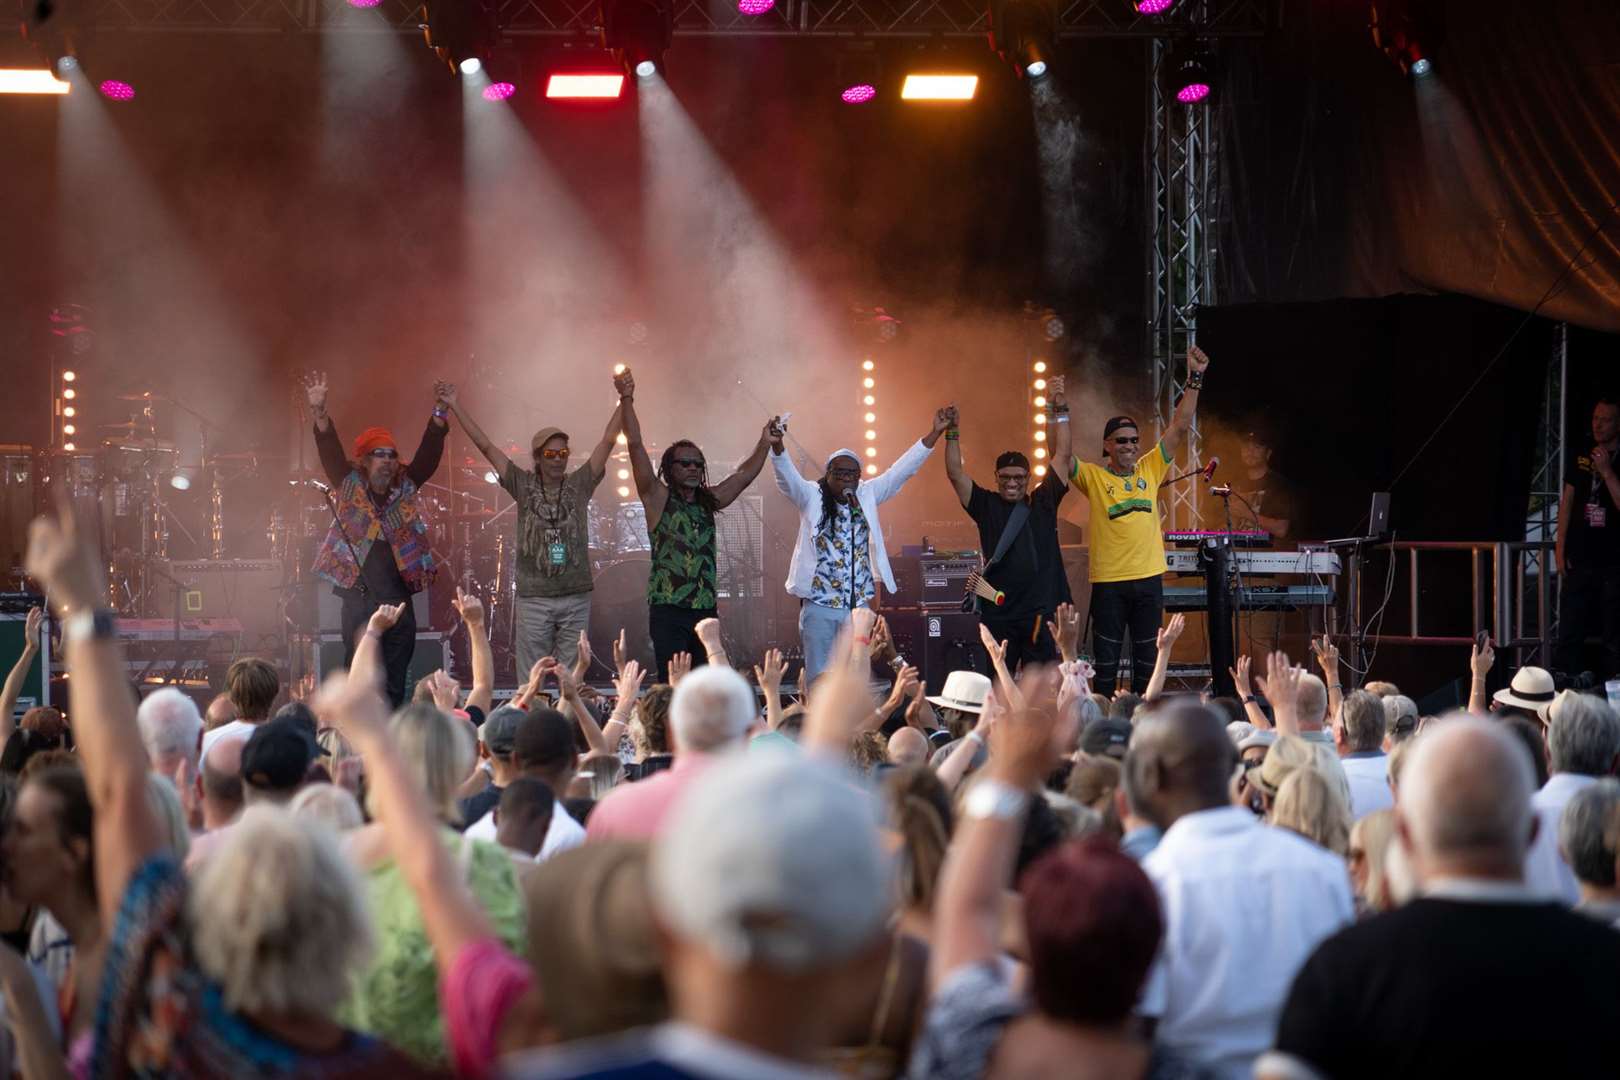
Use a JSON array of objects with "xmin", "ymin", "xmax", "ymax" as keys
[{"xmin": 1070, "ymin": 441, "xmax": 1171, "ymax": 583}]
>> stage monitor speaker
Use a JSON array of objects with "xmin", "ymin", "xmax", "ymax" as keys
[
  {"xmin": 314, "ymin": 631, "xmax": 445, "ymax": 689},
  {"xmin": 0, "ymin": 613, "xmax": 49, "ymax": 717},
  {"xmin": 881, "ymin": 607, "xmax": 985, "ymax": 695},
  {"xmin": 165, "ymin": 560, "xmax": 288, "ymax": 650}
]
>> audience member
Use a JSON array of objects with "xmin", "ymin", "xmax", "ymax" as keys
[
  {"xmin": 1335, "ymin": 690, "xmax": 1394, "ymax": 819},
  {"xmin": 625, "ymin": 684, "xmax": 677, "ymax": 781},
  {"xmin": 1270, "ymin": 767, "xmax": 1351, "ymax": 856},
  {"xmin": 1500, "ymin": 714, "xmax": 1551, "ymax": 787},
  {"xmin": 201, "ymin": 658, "xmax": 279, "ymax": 764},
  {"xmin": 495, "ymin": 778, "xmax": 556, "ymax": 860},
  {"xmin": 1129, "ymin": 704, "xmax": 1352, "ymax": 1079},
  {"xmin": 464, "ymin": 707, "xmax": 586, "ymax": 859},
  {"xmin": 196, "ymin": 732, "xmax": 247, "ymax": 839},
  {"xmin": 1523, "ymin": 689, "xmax": 1620, "ymax": 902},
  {"xmin": 456, "ymin": 704, "xmax": 524, "ymax": 828},
  {"xmin": 1347, "ymin": 808, "xmax": 1397, "ymax": 916},
  {"xmin": 1558, "ymin": 776, "xmax": 1620, "ymax": 925},
  {"xmin": 586, "ymin": 665, "xmax": 754, "ymax": 841},
  {"xmin": 1261, "ymin": 716, "xmax": 1620, "ymax": 1078},
  {"xmin": 134, "ymin": 688, "xmax": 203, "ymax": 824},
  {"xmin": 290, "ymin": 781, "xmax": 366, "ymax": 832},
  {"xmin": 887, "ymin": 725, "xmax": 930, "ymax": 767},
  {"xmin": 203, "ymin": 691, "xmax": 237, "ymax": 731},
  {"xmin": 1078, "ymin": 717, "xmax": 1130, "ymax": 762},
  {"xmin": 1489, "ymin": 664, "xmax": 1556, "ymax": 722},
  {"xmin": 1362, "ymin": 680, "xmax": 1400, "ymax": 698},
  {"xmin": 1381, "ymin": 694, "xmax": 1418, "ymax": 748}
]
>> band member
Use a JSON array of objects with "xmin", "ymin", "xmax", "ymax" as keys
[
  {"xmin": 1555, "ymin": 395, "xmax": 1620, "ymax": 679},
  {"xmin": 770, "ymin": 408, "xmax": 953, "ymax": 683},
  {"xmin": 1061, "ymin": 345, "xmax": 1209, "ymax": 695},
  {"xmin": 616, "ymin": 368, "xmax": 775, "ymax": 681},
  {"xmin": 1230, "ymin": 428, "xmax": 1295, "ymax": 543},
  {"xmin": 306, "ymin": 374, "xmax": 447, "ymax": 708},
  {"xmin": 943, "ymin": 378, "xmax": 1074, "ymax": 673},
  {"xmin": 446, "ymin": 381, "xmax": 623, "ymax": 679}
]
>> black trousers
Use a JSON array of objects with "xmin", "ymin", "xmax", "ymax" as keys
[
  {"xmin": 340, "ymin": 590, "xmax": 417, "ymax": 709},
  {"xmin": 1089, "ymin": 575, "xmax": 1164, "ymax": 696},
  {"xmin": 1555, "ymin": 565, "xmax": 1620, "ymax": 680},
  {"xmin": 649, "ymin": 603, "xmax": 717, "ymax": 683},
  {"xmin": 980, "ymin": 609, "xmax": 1060, "ymax": 675}
]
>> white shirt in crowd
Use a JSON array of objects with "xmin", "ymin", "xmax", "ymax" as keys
[
  {"xmin": 465, "ymin": 801, "xmax": 585, "ymax": 862},
  {"xmin": 200, "ymin": 719, "xmax": 262, "ymax": 765},
  {"xmin": 1523, "ymin": 772, "xmax": 1594, "ymax": 904},
  {"xmin": 1138, "ymin": 805, "xmax": 1355, "ymax": 1080},
  {"xmin": 1338, "ymin": 751, "xmax": 1395, "ymax": 820}
]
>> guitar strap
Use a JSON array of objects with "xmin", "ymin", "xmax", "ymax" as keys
[{"xmin": 963, "ymin": 500, "xmax": 1031, "ymax": 614}]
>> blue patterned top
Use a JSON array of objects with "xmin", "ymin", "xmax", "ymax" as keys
[{"xmin": 808, "ymin": 500, "xmax": 875, "ymax": 609}]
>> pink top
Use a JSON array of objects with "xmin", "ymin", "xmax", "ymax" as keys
[
  {"xmin": 585, "ymin": 753, "xmax": 715, "ymax": 842},
  {"xmin": 441, "ymin": 938, "xmax": 533, "ymax": 1080}
]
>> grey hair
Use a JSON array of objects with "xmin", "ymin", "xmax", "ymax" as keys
[
  {"xmin": 1401, "ymin": 714, "xmax": 1536, "ymax": 864},
  {"xmin": 189, "ymin": 805, "xmax": 374, "ymax": 1016},
  {"xmin": 289, "ymin": 783, "xmax": 365, "ymax": 833},
  {"xmin": 669, "ymin": 666, "xmax": 756, "ymax": 753},
  {"xmin": 1295, "ymin": 673, "xmax": 1328, "ymax": 728},
  {"xmin": 1558, "ymin": 777, "xmax": 1620, "ymax": 887},
  {"xmin": 136, "ymin": 688, "xmax": 203, "ymax": 770},
  {"xmin": 1341, "ymin": 691, "xmax": 1386, "ymax": 753},
  {"xmin": 1546, "ymin": 692, "xmax": 1620, "ymax": 776},
  {"xmin": 367, "ymin": 704, "xmax": 475, "ymax": 823},
  {"xmin": 146, "ymin": 774, "xmax": 191, "ymax": 862}
]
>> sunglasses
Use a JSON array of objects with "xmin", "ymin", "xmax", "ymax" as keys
[
  {"xmin": 996, "ymin": 472, "xmax": 1030, "ymax": 483},
  {"xmin": 368, "ymin": 448, "xmax": 399, "ymax": 460},
  {"xmin": 671, "ymin": 458, "xmax": 706, "ymax": 469},
  {"xmin": 537, "ymin": 447, "xmax": 571, "ymax": 460},
  {"xmin": 829, "ymin": 468, "xmax": 861, "ymax": 480},
  {"xmin": 1112, "ymin": 436, "xmax": 1141, "ymax": 445}
]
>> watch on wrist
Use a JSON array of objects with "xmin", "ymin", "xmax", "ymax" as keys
[
  {"xmin": 1186, "ymin": 369, "xmax": 1205, "ymax": 390},
  {"xmin": 63, "ymin": 609, "xmax": 116, "ymax": 645},
  {"xmin": 1242, "ymin": 694, "xmax": 1258, "ymax": 705},
  {"xmin": 963, "ymin": 778, "xmax": 1029, "ymax": 821}
]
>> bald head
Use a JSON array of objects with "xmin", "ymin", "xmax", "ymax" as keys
[
  {"xmin": 1124, "ymin": 704, "xmax": 1237, "ymax": 827},
  {"xmin": 887, "ymin": 727, "xmax": 929, "ymax": 768},
  {"xmin": 200, "ymin": 734, "xmax": 249, "ymax": 830},
  {"xmin": 1398, "ymin": 715, "xmax": 1536, "ymax": 882},
  {"xmin": 1296, "ymin": 673, "xmax": 1328, "ymax": 730}
]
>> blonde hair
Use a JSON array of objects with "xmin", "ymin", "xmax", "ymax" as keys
[
  {"xmin": 577, "ymin": 752, "xmax": 626, "ymax": 801},
  {"xmin": 189, "ymin": 806, "xmax": 374, "ymax": 1016},
  {"xmin": 1271, "ymin": 766, "xmax": 1351, "ymax": 856},
  {"xmin": 367, "ymin": 704, "xmax": 474, "ymax": 824},
  {"xmin": 146, "ymin": 774, "xmax": 191, "ymax": 862},
  {"xmin": 1351, "ymin": 808, "xmax": 1398, "ymax": 912},
  {"xmin": 289, "ymin": 782, "xmax": 365, "ymax": 833}
]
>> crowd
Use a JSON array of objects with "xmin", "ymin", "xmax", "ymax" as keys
[{"xmin": 2, "ymin": 492, "xmax": 1620, "ymax": 1080}]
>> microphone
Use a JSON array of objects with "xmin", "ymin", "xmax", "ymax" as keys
[{"xmin": 1200, "ymin": 456, "xmax": 1220, "ymax": 483}]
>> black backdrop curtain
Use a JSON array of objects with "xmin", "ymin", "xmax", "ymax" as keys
[{"xmin": 1218, "ymin": 0, "xmax": 1620, "ymax": 333}]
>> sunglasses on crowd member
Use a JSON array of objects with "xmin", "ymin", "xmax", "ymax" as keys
[
  {"xmin": 369, "ymin": 448, "xmax": 399, "ymax": 460},
  {"xmin": 1111, "ymin": 435, "xmax": 1140, "ymax": 445},
  {"xmin": 537, "ymin": 447, "xmax": 571, "ymax": 460},
  {"xmin": 671, "ymin": 457, "xmax": 706, "ymax": 470}
]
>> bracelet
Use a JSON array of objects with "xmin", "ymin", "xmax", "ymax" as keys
[
  {"xmin": 1329, "ymin": 683, "xmax": 1342, "ymax": 692},
  {"xmin": 964, "ymin": 730, "xmax": 986, "ymax": 747},
  {"xmin": 854, "ymin": 635, "xmax": 871, "ymax": 646},
  {"xmin": 1049, "ymin": 404, "xmax": 1070, "ymax": 414},
  {"xmin": 1185, "ymin": 370, "xmax": 1205, "ymax": 390},
  {"xmin": 433, "ymin": 405, "xmax": 449, "ymax": 420},
  {"xmin": 944, "ymin": 429, "xmax": 959, "ymax": 441},
  {"xmin": 1053, "ymin": 415, "xmax": 1070, "ymax": 424},
  {"xmin": 1242, "ymin": 694, "xmax": 1257, "ymax": 705}
]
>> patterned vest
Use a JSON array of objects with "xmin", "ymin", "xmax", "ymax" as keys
[{"xmin": 312, "ymin": 471, "xmax": 438, "ymax": 594}]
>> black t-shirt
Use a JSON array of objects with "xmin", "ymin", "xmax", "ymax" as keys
[
  {"xmin": 455, "ymin": 783, "xmax": 502, "ymax": 831},
  {"xmin": 965, "ymin": 470, "xmax": 1071, "ymax": 618},
  {"xmin": 1274, "ymin": 897, "xmax": 1620, "ymax": 1078},
  {"xmin": 1565, "ymin": 446, "xmax": 1620, "ymax": 570},
  {"xmin": 1231, "ymin": 469, "xmax": 1297, "ymax": 546}
]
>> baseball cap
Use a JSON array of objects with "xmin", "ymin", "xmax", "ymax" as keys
[
  {"xmin": 1079, "ymin": 718, "xmax": 1131, "ymax": 760},
  {"xmin": 478, "ymin": 705, "xmax": 525, "ymax": 756},
  {"xmin": 240, "ymin": 719, "xmax": 321, "ymax": 792},
  {"xmin": 530, "ymin": 426, "xmax": 569, "ymax": 453},
  {"xmin": 651, "ymin": 754, "xmax": 888, "ymax": 973},
  {"xmin": 1103, "ymin": 415, "xmax": 1139, "ymax": 439}
]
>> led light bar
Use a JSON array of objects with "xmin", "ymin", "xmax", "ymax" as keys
[
  {"xmin": 899, "ymin": 73, "xmax": 978, "ymax": 101},
  {"xmin": 0, "ymin": 69, "xmax": 70, "ymax": 95},
  {"xmin": 546, "ymin": 73, "xmax": 626, "ymax": 99}
]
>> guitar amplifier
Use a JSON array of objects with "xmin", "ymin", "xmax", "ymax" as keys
[
  {"xmin": 881, "ymin": 607, "xmax": 986, "ymax": 695},
  {"xmin": 919, "ymin": 556, "xmax": 980, "ymax": 610}
]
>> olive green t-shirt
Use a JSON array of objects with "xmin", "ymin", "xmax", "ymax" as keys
[{"xmin": 502, "ymin": 462, "xmax": 600, "ymax": 598}]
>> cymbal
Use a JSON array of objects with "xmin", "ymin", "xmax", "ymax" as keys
[
  {"xmin": 100, "ymin": 421, "xmax": 146, "ymax": 431},
  {"xmin": 116, "ymin": 392, "xmax": 156, "ymax": 402}
]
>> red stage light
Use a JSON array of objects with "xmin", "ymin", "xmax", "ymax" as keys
[{"xmin": 546, "ymin": 73, "xmax": 626, "ymax": 99}]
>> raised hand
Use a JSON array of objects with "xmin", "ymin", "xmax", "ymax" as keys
[
  {"xmin": 766, "ymin": 415, "xmax": 786, "ymax": 452},
  {"xmin": 614, "ymin": 658, "xmax": 646, "ymax": 707},
  {"xmin": 1257, "ymin": 650, "xmax": 1304, "ymax": 734},
  {"xmin": 869, "ymin": 615, "xmax": 897, "ymax": 666},
  {"xmin": 434, "ymin": 380, "xmax": 457, "ymax": 408},
  {"xmin": 753, "ymin": 648, "xmax": 786, "ymax": 695},
  {"xmin": 1157, "ymin": 613, "xmax": 1186, "ymax": 651},
  {"xmin": 1470, "ymin": 634, "xmax": 1496, "ymax": 679},
  {"xmin": 1047, "ymin": 375, "xmax": 1066, "ymax": 410},
  {"xmin": 428, "ymin": 670, "xmax": 460, "ymax": 712},
  {"xmin": 668, "ymin": 651, "xmax": 692, "ymax": 687},
  {"xmin": 23, "ymin": 607, "xmax": 43, "ymax": 648},
  {"xmin": 612, "ymin": 629, "xmax": 627, "ymax": 676},
  {"xmin": 367, "ymin": 602, "xmax": 406, "ymax": 636},
  {"xmin": 694, "ymin": 617, "xmax": 723, "ymax": 651},
  {"xmin": 1047, "ymin": 602, "xmax": 1080, "ymax": 663},
  {"xmin": 802, "ymin": 631, "xmax": 877, "ymax": 753},
  {"xmin": 978, "ymin": 623, "xmax": 1009, "ymax": 668},
  {"xmin": 987, "ymin": 666, "xmax": 1063, "ymax": 790},
  {"xmin": 850, "ymin": 607, "xmax": 879, "ymax": 649},
  {"xmin": 305, "ymin": 372, "xmax": 328, "ymax": 415},
  {"xmin": 23, "ymin": 491, "xmax": 106, "ymax": 616},
  {"xmin": 1187, "ymin": 344, "xmax": 1211, "ymax": 375},
  {"xmin": 932, "ymin": 406, "xmax": 955, "ymax": 436},
  {"xmin": 572, "ymin": 630, "xmax": 593, "ymax": 686},
  {"xmin": 1229, "ymin": 654, "xmax": 1253, "ymax": 697},
  {"xmin": 451, "ymin": 586, "xmax": 484, "ymax": 628},
  {"xmin": 885, "ymin": 664, "xmax": 920, "ymax": 713},
  {"xmin": 1309, "ymin": 633, "xmax": 1339, "ymax": 675},
  {"xmin": 613, "ymin": 368, "xmax": 635, "ymax": 400}
]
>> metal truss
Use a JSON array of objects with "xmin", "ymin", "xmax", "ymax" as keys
[
  {"xmin": 1520, "ymin": 321, "xmax": 1567, "ymax": 665},
  {"xmin": 76, "ymin": 0, "xmax": 1270, "ymax": 38},
  {"xmin": 1145, "ymin": 31, "xmax": 1216, "ymax": 530}
]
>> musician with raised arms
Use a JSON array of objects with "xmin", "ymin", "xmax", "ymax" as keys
[
  {"xmin": 1058, "ymin": 345, "xmax": 1210, "ymax": 695},
  {"xmin": 942, "ymin": 377, "xmax": 1074, "ymax": 674}
]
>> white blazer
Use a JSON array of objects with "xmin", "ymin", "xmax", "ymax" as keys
[{"xmin": 770, "ymin": 438, "xmax": 935, "ymax": 599}]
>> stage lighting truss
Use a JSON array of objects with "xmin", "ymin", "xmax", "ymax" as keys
[
  {"xmin": 421, "ymin": 0, "xmax": 497, "ymax": 75},
  {"xmin": 602, "ymin": 0, "xmax": 673, "ymax": 79},
  {"xmin": 80, "ymin": 0, "xmax": 1269, "ymax": 41},
  {"xmin": 1166, "ymin": 37, "xmax": 1212, "ymax": 104},
  {"xmin": 989, "ymin": 0, "xmax": 1055, "ymax": 81},
  {"xmin": 1030, "ymin": 358, "xmax": 1049, "ymax": 477}
]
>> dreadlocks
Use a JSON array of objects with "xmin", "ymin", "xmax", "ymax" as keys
[{"xmin": 657, "ymin": 440, "xmax": 720, "ymax": 514}]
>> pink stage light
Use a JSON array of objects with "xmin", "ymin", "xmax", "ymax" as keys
[
  {"xmin": 346, "ymin": 0, "xmax": 383, "ymax": 7},
  {"xmin": 1135, "ymin": 0, "xmax": 1177, "ymax": 13},
  {"xmin": 841, "ymin": 83, "xmax": 876, "ymax": 104},
  {"xmin": 98, "ymin": 80, "xmax": 135, "ymax": 101},
  {"xmin": 1175, "ymin": 82, "xmax": 1210, "ymax": 104},
  {"xmin": 482, "ymin": 81, "xmax": 517, "ymax": 102},
  {"xmin": 737, "ymin": 0, "xmax": 775, "ymax": 12}
]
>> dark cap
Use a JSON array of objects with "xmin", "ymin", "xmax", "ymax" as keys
[
  {"xmin": 479, "ymin": 705, "xmax": 526, "ymax": 756},
  {"xmin": 240, "ymin": 718, "xmax": 322, "ymax": 792},
  {"xmin": 994, "ymin": 450, "xmax": 1031, "ymax": 472},
  {"xmin": 1079, "ymin": 718, "xmax": 1132, "ymax": 760},
  {"xmin": 1103, "ymin": 416, "xmax": 1139, "ymax": 439}
]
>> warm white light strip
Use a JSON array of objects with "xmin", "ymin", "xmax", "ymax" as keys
[
  {"xmin": 899, "ymin": 74, "xmax": 978, "ymax": 101},
  {"xmin": 0, "ymin": 69, "xmax": 70, "ymax": 95}
]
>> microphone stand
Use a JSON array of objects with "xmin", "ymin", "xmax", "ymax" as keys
[{"xmin": 319, "ymin": 484, "xmax": 370, "ymax": 602}]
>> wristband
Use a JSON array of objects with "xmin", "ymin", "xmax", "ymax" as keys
[
  {"xmin": 963, "ymin": 730, "xmax": 986, "ymax": 748},
  {"xmin": 1185, "ymin": 370, "xmax": 1205, "ymax": 390},
  {"xmin": 63, "ymin": 609, "xmax": 116, "ymax": 645},
  {"xmin": 1050, "ymin": 404, "xmax": 1071, "ymax": 414},
  {"xmin": 963, "ymin": 777, "xmax": 1028, "ymax": 821},
  {"xmin": 1054, "ymin": 415, "xmax": 1070, "ymax": 424},
  {"xmin": 944, "ymin": 429, "xmax": 959, "ymax": 441},
  {"xmin": 1329, "ymin": 683, "xmax": 1342, "ymax": 692},
  {"xmin": 433, "ymin": 404, "xmax": 449, "ymax": 421},
  {"xmin": 1242, "ymin": 694, "xmax": 1257, "ymax": 705}
]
